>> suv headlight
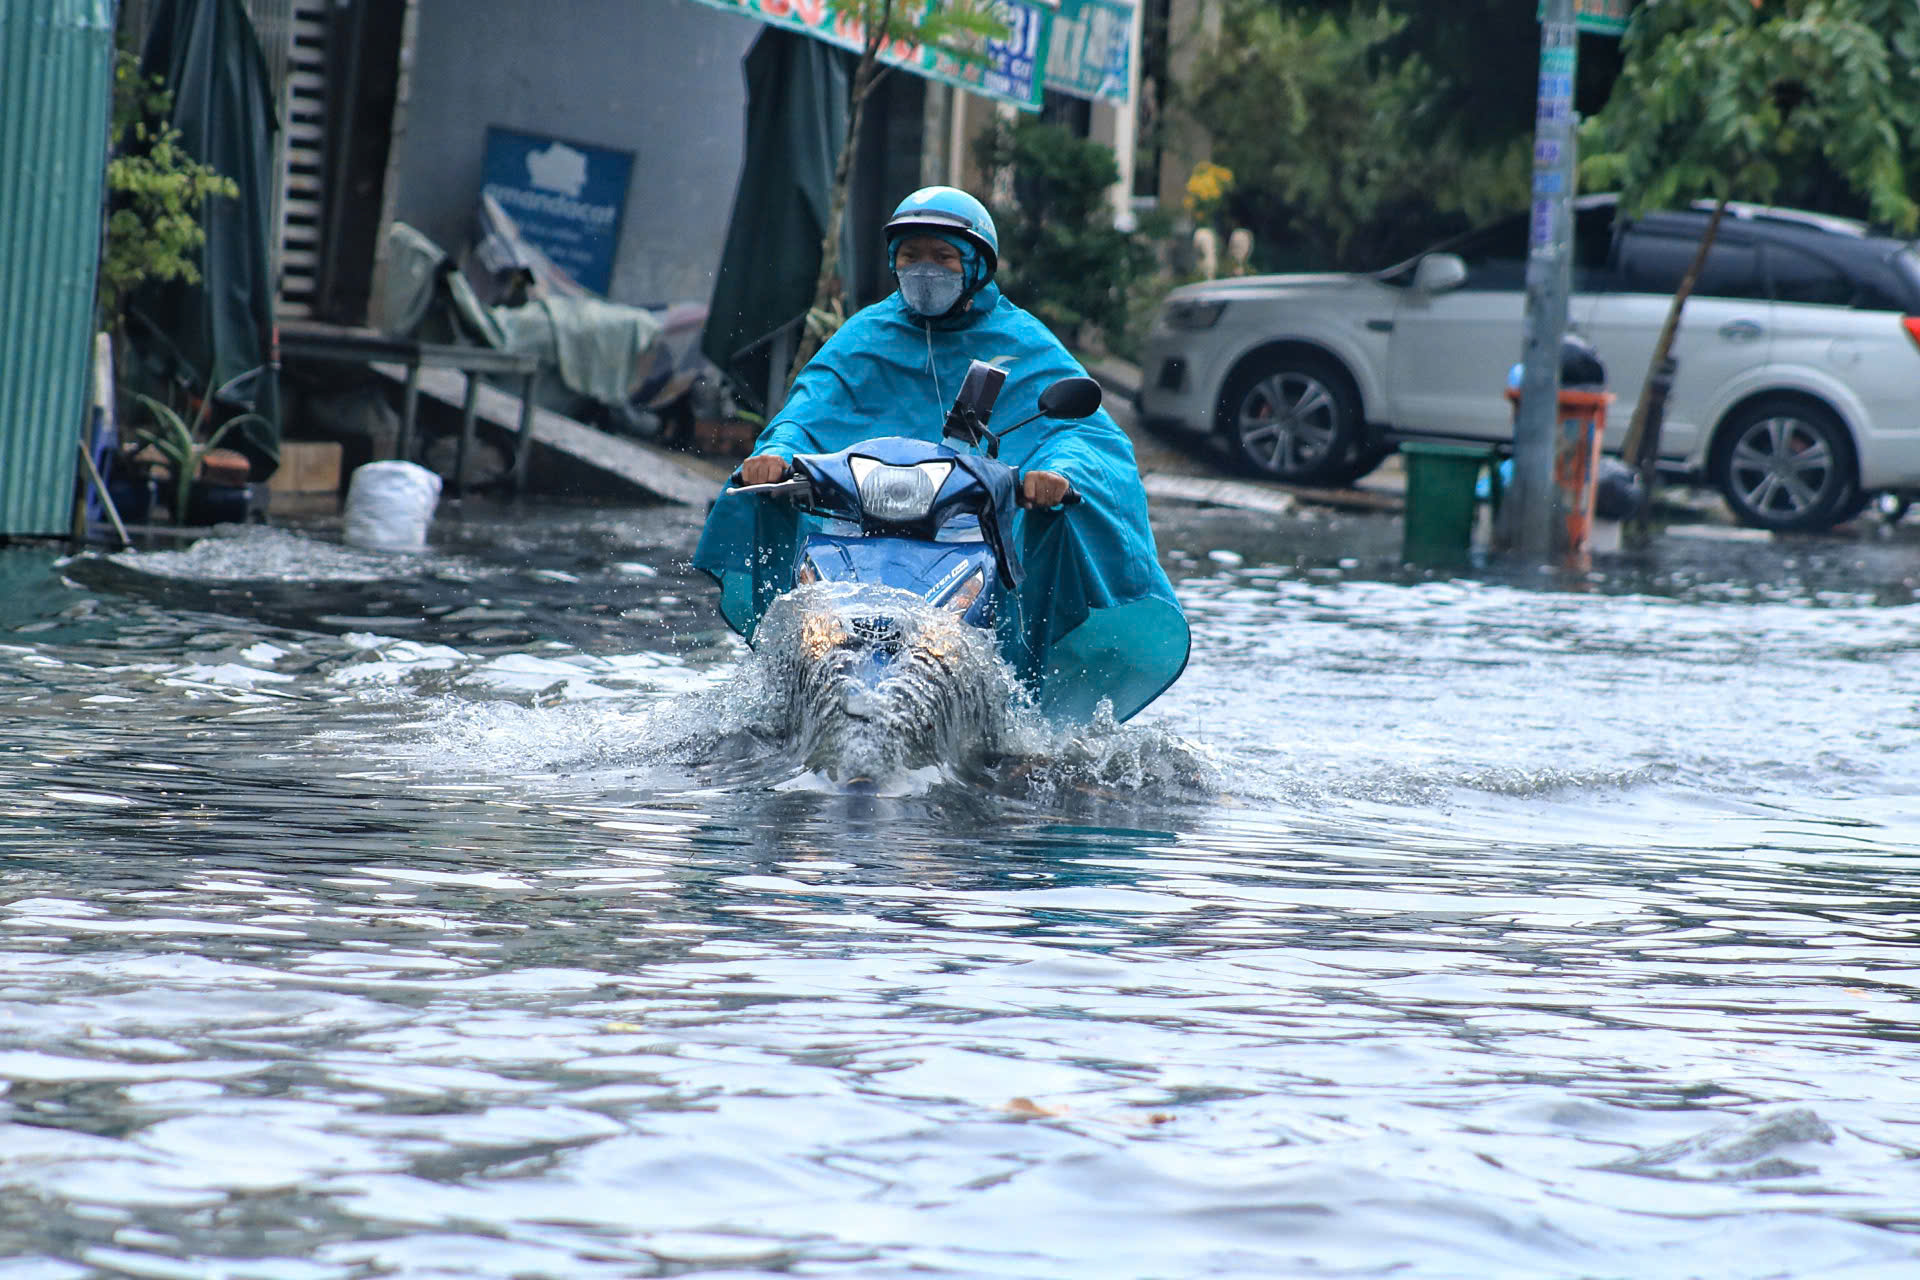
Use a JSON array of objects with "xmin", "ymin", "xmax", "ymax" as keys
[
  {"xmin": 1163, "ymin": 299, "xmax": 1228, "ymax": 330},
  {"xmin": 849, "ymin": 458, "xmax": 952, "ymax": 523}
]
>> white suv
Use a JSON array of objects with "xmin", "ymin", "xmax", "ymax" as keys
[{"xmin": 1138, "ymin": 196, "xmax": 1920, "ymax": 532}]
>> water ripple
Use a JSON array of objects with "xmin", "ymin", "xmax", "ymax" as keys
[{"xmin": 6, "ymin": 512, "xmax": 1920, "ymax": 1277}]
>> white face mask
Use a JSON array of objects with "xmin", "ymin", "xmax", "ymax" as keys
[{"xmin": 897, "ymin": 263, "xmax": 966, "ymax": 317}]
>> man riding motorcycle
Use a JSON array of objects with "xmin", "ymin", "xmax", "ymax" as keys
[{"xmin": 694, "ymin": 186, "xmax": 1189, "ymax": 724}]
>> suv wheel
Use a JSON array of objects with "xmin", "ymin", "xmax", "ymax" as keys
[
  {"xmin": 1714, "ymin": 397, "xmax": 1859, "ymax": 533},
  {"xmin": 1217, "ymin": 353, "xmax": 1364, "ymax": 485}
]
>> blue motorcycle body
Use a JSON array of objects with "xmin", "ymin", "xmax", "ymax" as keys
[
  {"xmin": 779, "ymin": 434, "xmax": 1031, "ymax": 640},
  {"xmin": 718, "ymin": 371, "xmax": 1115, "ymax": 755},
  {"xmin": 797, "ymin": 531, "xmax": 1001, "ymax": 629}
]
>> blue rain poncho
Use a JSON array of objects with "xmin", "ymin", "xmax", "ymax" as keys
[{"xmin": 694, "ymin": 283, "xmax": 1189, "ymax": 723}]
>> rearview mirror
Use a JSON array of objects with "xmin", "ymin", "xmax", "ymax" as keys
[
  {"xmin": 978, "ymin": 374, "xmax": 1106, "ymax": 456},
  {"xmin": 1414, "ymin": 252, "xmax": 1467, "ymax": 294},
  {"xmin": 1037, "ymin": 375, "xmax": 1102, "ymax": 420}
]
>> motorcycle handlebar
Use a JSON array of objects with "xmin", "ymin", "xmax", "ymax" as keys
[
  {"xmin": 728, "ymin": 470, "xmax": 1077, "ymax": 512},
  {"xmin": 1018, "ymin": 486, "xmax": 1081, "ymax": 510},
  {"xmin": 724, "ymin": 477, "xmax": 814, "ymax": 503}
]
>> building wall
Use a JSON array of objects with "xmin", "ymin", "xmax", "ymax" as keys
[
  {"xmin": 391, "ymin": 0, "xmax": 760, "ymax": 307},
  {"xmin": 1156, "ymin": 0, "xmax": 1216, "ymax": 216},
  {"xmin": 0, "ymin": 0, "xmax": 114, "ymax": 537}
]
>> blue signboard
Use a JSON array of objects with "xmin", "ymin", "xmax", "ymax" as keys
[
  {"xmin": 481, "ymin": 127, "xmax": 634, "ymax": 295},
  {"xmin": 1045, "ymin": 0, "xmax": 1133, "ymax": 105},
  {"xmin": 979, "ymin": 1, "xmax": 1045, "ymax": 106}
]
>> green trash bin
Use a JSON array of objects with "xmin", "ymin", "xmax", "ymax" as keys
[{"xmin": 1401, "ymin": 442, "xmax": 1497, "ymax": 563}]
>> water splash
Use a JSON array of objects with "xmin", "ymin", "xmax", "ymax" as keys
[
  {"xmin": 295, "ymin": 581, "xmax": 1215, "ymax": 804},
  {"xmin": 96, "ymin": 525, "xmax": 428, "ymax": 583},
  {"xmin": 749, "ymin": 583, "xmax": 1025, "ymax": 788},
  {"xmin": 615, "ymin": 584, "xmax": 1220, "ymax": 802},
  {"xmin": 984, "ymin": 700, "xmax": 1222, "ymax": 806}
]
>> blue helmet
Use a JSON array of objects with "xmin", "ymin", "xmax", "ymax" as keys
[{"xmin": 885, "ymin": 186, "xmax": 999, "ymax": 286}]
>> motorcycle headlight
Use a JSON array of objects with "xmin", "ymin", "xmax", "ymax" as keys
[
  {"xmin": 849, "ymin": 458, "xmax": 952, "ymax": 523},
  {"xmin": 801, "ymin": 612, "xmax": 849, "ymax": 660}
]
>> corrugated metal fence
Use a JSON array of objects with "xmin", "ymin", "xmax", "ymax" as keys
[{"xmin": 0, "ymin": 0, "xmax": 114, "ymax": 538}]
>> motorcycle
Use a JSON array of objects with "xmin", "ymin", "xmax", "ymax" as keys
[{"xmin": 724, "ymin": 362, "xmax": 1104, "ymax": 779}]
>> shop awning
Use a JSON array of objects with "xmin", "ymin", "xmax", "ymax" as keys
[
  {"xmin": 683, "ymin": 0, "xmax": 1132, "ymax": 109},
  {"xmin": 131, "ymin": 0, "xmax": 282, "ymax": 472}
]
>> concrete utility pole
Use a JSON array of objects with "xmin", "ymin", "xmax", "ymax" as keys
[{"xmin": 1502, "ymin": 0, "xmax": 1579, "ymax": 561}]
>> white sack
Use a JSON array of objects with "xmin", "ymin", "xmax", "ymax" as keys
[{"xmin": 343, "ymin": 461, "xmax": 442, "ymax": 552}]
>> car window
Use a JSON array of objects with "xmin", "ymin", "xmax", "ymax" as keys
[
  {"xmin": 1850, "ymin": 276, "xmax": 1908, "ymax": 313},
  {"xmin": 1572, "ymin": 205, "xmax": 1617, "ymax": 290},
  {"xmin": 1422, "ymin": 206, "xmax": 1616, "ymax": 291},
  {"xmin": 1767, "ymin": 245, "xmax": 1853, "ymax": 306},
  {"xmin": 1444, "ymin": 214, "xmax": 1528, "ymax": 291},
  {"xmin": 1616, "ymin": 230, "xmax": 1765, "ymax": 299},
  {"xmin": 1848, "ymin": 249, "xmax": 1918, "ymax": 312},
  {"xmin": 1895, "ymin": 248, "xmax": 1920, "ymax": 306}
]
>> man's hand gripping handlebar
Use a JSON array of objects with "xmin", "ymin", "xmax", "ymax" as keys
[{"xmin": 730, "ymin": 453, "xmax": 1074, "ymax": 509}]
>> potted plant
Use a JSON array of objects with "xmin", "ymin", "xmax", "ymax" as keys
[{"xmin": 131, "ymin": 372, "xmax": 268, "ymax": 526}]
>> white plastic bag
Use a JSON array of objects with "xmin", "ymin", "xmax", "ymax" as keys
[{"xmin": 343, "ymin": 460, "xmax": 441, "ymax": 552}]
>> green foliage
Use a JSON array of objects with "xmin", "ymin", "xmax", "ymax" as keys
[
  {"xmin": 131, "ymin": 392, "xmax": 265, "ymax": 526},
  {"xmin": 974, "ymin": 117, "xmax": 1154, "ymax": 346},
  {"xmin": 791, "ymin": 1, "xmax": 1011, "ymax": 380},
  {"xmin": 834, "ymin": 0, "xmax": 1008, "ymax": 73},
  {"xmin": 1111, "ymin": 248, "xmax": 1181, "ymax": 365},
  {"xmin": 1182, "ymin": 2, "xmax": 1528, "ymax": 271},
  {"xmin": 97, "ymin": 51, "xmax": 238, "ymax": 332},
  {"xmin": 1281, "ymin": 0, "xmax": 1625, "ymax": 152},
  {"xmin": 1581, "ymin": 0, "xmax": 1920, "ymax": 233}
]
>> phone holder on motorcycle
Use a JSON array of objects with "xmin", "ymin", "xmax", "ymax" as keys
[
  {"xmin": 943, "ymin": 360, "xmax": 1007, "ymax": 457},
  {"xmin": 974, "ymin": 374, "xmax": 1107, "ymax": 462}
]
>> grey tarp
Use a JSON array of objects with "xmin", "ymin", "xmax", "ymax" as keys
[
  {"xmin": 380, "ymin": 221, "xmax": 663, "ymax": 411},
  {"xmin": 700, "ymin": 27, "xmax": 861, "ymax": 415},
  {"xmin": 130, "ymin": 0, "xmax": 281, "ymax": 474},
  {"xmin": 491, "ymin": 299, "xmax": 663, "ymax": 408}
]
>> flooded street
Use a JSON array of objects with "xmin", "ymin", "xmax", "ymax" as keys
[{"xmin": 4, "ymin": 497, "xmax": 1920, "ymax": 1279}]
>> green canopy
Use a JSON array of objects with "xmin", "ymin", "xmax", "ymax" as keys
[
  {"xmin": 701, "ymin": 27, "xmax": 863, "ymax": 415},
  {"xmin": 130, "ymin": 0, "xmax": 281, "ymax": 474}
]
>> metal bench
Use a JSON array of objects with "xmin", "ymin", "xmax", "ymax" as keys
[{"xmin": 275, "ymin": 321, "xmax": 541, "ymax": 496}]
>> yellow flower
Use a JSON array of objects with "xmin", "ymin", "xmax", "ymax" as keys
[{"xmin": 1183, "ymin": 162, "xmax": 1234, "ymax": 219}]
